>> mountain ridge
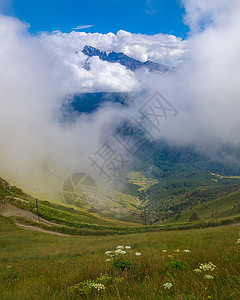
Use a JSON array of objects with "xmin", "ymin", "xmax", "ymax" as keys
[{"xmin": 82, "ymin": 45, "xmax": 171, "ymax": 72}]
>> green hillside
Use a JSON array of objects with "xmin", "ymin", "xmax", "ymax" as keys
[
  {"xmin": 1, "ymin": 174, "xmax": 240, "ymax": 299},
  {"xmin": 1, "ymin": 175, "xmax": 240, "ymax": 237},
  {"xmin": 166, "ymin": 188, "xmax": 240, "ymax": 224}
]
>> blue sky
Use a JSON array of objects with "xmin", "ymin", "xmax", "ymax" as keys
[{"xmin": 2, "ymin": 0, "xmax": 189, "ymax": 37}]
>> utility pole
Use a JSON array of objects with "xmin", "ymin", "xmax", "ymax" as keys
[
  {"xmin": 140, "ymin": 211, "xmax": 144, "ymax": 226},
  {"xmin": 36, "ymin": 199, "xmax": 40, "ymax": 223},
  {"xmin": 140, "ymin": 209, "xmax": 147, "ymax": 226}
]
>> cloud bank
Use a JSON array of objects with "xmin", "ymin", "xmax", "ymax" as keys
[
  {"xmin": 40, "ymin": 29, "xmax": 186, "ymax": 93},
  {"xmin": 158, "ymin": 0, "xmax": 240, "ymax": 148},
  {"xmin": 1, "ymin": 0, "xmax": 240, "ymax": 198}
]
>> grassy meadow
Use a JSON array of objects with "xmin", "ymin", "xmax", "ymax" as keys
[{"xmin": 0, "ymin": 215, "xmax": 239, "ymax": 299}]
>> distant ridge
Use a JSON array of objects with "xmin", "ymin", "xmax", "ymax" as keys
[{"xmin": 82, "ymin": 45, "xmax": 170, "ymax": 72}]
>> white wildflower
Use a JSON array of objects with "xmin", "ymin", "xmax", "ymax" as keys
[
  {"xmin": 125, "ymin": 246, "xmax": 131, "ymax": 249},
  {"xmin": 135, "ymin": 252, "xmax": 142, "ymax": 256},
  {"xmin": 162, "ymin": 250, "xmax": 167, "ymax": 253},
  {"xmin": 105, "ymin": 251, "xmax": 112, "ymax": 255},
  {"xmin": 115, "ymin": 249, "xmax": 127, "ymax": 255},
  {"xmin": 163, "ymin": 282, "xmax": 173, "ymax": 289},
  {"xmin": 105, "ymin": 258, "xmax": 112, "ymax": 262},
  {"xmin": 193, "ymin": 269, "xmax": 201, "ymax": 273},
  {"xmin": 199, "ymin": 262, "xmax": 216, "ymax": 272},
  {"xmin": 89, "ymin": 282, "xmax": 105, "ymax": 291},
  {"xmin": 183, "ymin": 249, "xmax": 191, "ymax": 253},
  {"xmin": 116, "ymin": 246, "xmax": 124, "ymax": 249},
  {"xmin": 204, "ymin": 275, "xmax": 214, "ymax": 280},
  {"xmin": 174, "ymin": 249, "xmax": 180, "ymax": 252},
  {"xmin": 237, "ymin": 239, "xmax": 240, "ymax": 244}
]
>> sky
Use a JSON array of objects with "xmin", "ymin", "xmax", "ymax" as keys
[{"xmin": 1, "ymin": 0, "xmax": 189, "ymax": 37}]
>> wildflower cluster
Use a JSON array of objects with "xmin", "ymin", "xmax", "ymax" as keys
[
  {"xmin": 89, "ymin": 282, "xmax": 105, "ymax": 291},
  {"xmin": 163, "ymin": 282, "xmax": 173, "ymax": 289},
  {"xmin": 193, "ymin": 268, "xmax": 201, "ymax": 273},
  {"xmin": 116, "ymin": 246, "xmax": 124, "ymax": 249},
  {"xmin": 194, "ymin": 262, "xmax": 216, "ymax": 280},
  {"xmin": 115, "ymin": 249, "xmax": 127, "ymax": 255},
  {"xmin": 105, "ymin": 245, "xmax": 142, "ymax": 262},
  {"xmin": 104, "ymin": 245, "xmax": 142, "ymax": 273},
  {"xmin": 204, "ymin": 275, "xmax": 214, "ymax": 280},
  {"xmin": 162, "ymin": 249, "xmax": 191, "ymax": 254},
  {"xmin": 105, "ymin": 250, "xmax": 115, "ymax": 261},
  {"xmin": 199, "ymin": 262, "xmax": 216, "ymax": 272},
  {"xmin": 69, "ymin": 275, "xmax": 111, "ymax": 296}
]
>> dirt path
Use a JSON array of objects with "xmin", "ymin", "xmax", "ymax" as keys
[
  {"xmin": 0, "ymin": 203, "xmax": 62, "ymax": 227},
  {"xmin": 0, "ymin": 203, "xmax": 72, "ymax": 236},
  {"xmin": 15, "ymin": 223, "xmax": 71, "ymax": 236}
]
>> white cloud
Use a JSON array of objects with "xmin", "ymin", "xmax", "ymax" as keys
[
  {"xmin": 181, "ymin": 0, "xmax": 240, "ymax": 33},
  {"xmin": 155, "ymin": 0, "xmax": 240, "ymax": 149},
  {"xmin": 0, "ymin": 15, "xmax": 147, "ymax": 196},
  {"xmin": 38, "ymin": 29, "xmax": 187, "ymax": 94},
  {"xmin": 42, "ymin": 29, "xmax": 187, "ymax": 65},
  {"xmin": 1, "ymin": 0, "xmax": 240, "ymax": 197},
  {"xmin": 72, "ymin": 25, "xmax": 94, "ymax": 30}
]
